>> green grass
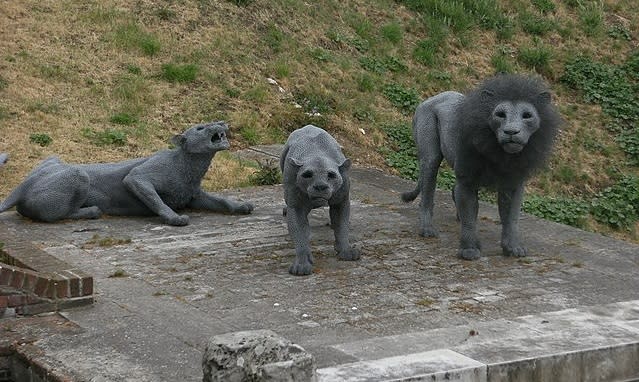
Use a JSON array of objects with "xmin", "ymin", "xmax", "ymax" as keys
[
  {"xmin": 160, "ymin": 63, "xmax": 198, "ymax": 83},
  {"xmin": 112, "ymin": 22, "xmax": 161, "ymax": 56}
]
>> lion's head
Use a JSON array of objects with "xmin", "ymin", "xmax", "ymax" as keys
[{"xmin": 458, "ymin": 74, "xmax": 561, "ymax": 175}]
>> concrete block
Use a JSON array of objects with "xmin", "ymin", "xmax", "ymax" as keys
[
  {"xmin": 202, "ymin": 329, "xmax": 317, "ymax": 382},
  {"xmin": 317, "ymin": 349, "xmax": 486, "ymax": 382}
]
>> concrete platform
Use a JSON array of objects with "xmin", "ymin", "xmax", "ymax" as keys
[{"xmin": 1, "ymin": 156, "xmax": 639, "ymax": 381}]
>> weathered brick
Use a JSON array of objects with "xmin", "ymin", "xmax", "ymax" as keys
[
  {"xmin": 69, "ymin": 277, "xmax": 80, "ymax": 297},
  {"xmin": 0, "ymin": 296, "xmax": 7, "ymax": 308},
  {"xmin": 0, "ymin": 266, "xmax": 13, "ymax": 286},
  {"xmin": 55, "ymin": 277, "xmax": 70, "ymax": 299},
  {"xmin": 46, "ymin": 280, "xmax": 57, "ymax": 299},
  {"xmin": 9, "ymin": 270, "xmax": 25, "ymax": 289},
  {"xmin": 22, "ymin": 272, "xmax": 38, "ymax": 293},
  {"xmin": 33, "ymin": 276, "xmax": 49, "ymax": 296},
  {"xmin": 81, "ymin": 276, "xmax": 94, "ymax": 296},
  {"xmin": 7, "ymin": 294, "xmax": 26, "ymax": 307}
]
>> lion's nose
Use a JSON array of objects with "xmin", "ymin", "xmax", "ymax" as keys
[
  {"xmin": 503, "ymin": 125, "xmax": 520, "ymax": 135},
  {"xmin": 314, "ymin": 184, "xmax": 329, "ymax": 192}
]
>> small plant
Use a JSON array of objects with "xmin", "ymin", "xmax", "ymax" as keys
[
  {"xmin": 491, "ymin": 51, "xmax": 514, "ymax": 74},
  {"xmin": 160, "ymin": 63, "xmax": 198, "ymax": 83},
  {"xmin": 380, "ymin": 122, "xmax": 418, "ymax": 180},
  {"xmin": 82, "ymin": 128, "xmax": 127, "ymax": 146},
  {"xmin": 522, "ymin": 195, "xmax": 589, "ymax": 227},
  {"xmin": 413, "ymin": 37, "xmax": 444, "ymax": 67},
  {"xmin": 113, "ymin": 22, "xmax": 161, "ymax": 56},
  {"xmin": 109, "ymin": 112, "xmax": 137, "ymax": 125},
  {"xmin": 578, "ymin": 3, "xmax": 604, "ymax": 37},
  {"xmin": 292, "ymin": 88, "xmax": 335, "ymax": 115},
  {"xmin": 263, "ymin": 23, "xmax": 286, "ymax": 53},
  {"xmin": 532, "ymin": 0, "xmax": 556, "ymax": 13},
  {"xmin": 126, "ymin": 64, "xmax": 142, "ymax": 75},
  {"xmin": 517, "ymin": 45, "xmax": 552, "ymax": 74},
  {"xmin": 380, "ymin": 21, "xmax": 403, "ymax": 44},
  {"xmin": 249, "ymin": 161, "xmax": 282, "ymax": 186},
  {"xmin": 0, "ymin": 75, "xmax": 7, "ymax": 90},
  {"xmin": 519, "ymin": 12, "xmax": 555, "ymax": 36},
  {"xmin": 608, "ymin": 24, "xmax": 632, "ymax": 41},
  {"xmin": 108, "ymin": 269, "xmax": 128, "ymax": 278},
  {"xmin": 590, "ymin": 175, "xmax": 639, "ymax": 230},
  {"xmin": 239, "ymin": 125, "xmax": 259, "ymax": 145},
  {"xmin": 382, "ymin": 83, "xmax": 420, "ymax": 115},
  {"xmin": 29, "ymin": 133, "xmax": 53, "ymax": 147},
  {"xmin": 227, "ymin": 0, "xmax": 254, "ymax": 5}
]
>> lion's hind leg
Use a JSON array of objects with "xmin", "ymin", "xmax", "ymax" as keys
[
  {"xmin": 17, "ymin": 165, "xmax": 95, "ymax": 222},
  {"xmin": 417, "ymin": 157, "xmax": 442, "ymax": 237}
]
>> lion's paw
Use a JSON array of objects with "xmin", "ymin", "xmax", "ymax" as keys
[
  {"xmin": 338, "ymin": 247, "xmax": 361, "ymax": 261},
  {"xmin": 419, "ymin": 226, "xmax": 439, "ymax": 238},
  {"xmin": 234, "ymin": 202, "xmax": 254, "ymax": 215},
  {"xmin": 503, "ymin": 245, "xmax": 528, "ymax": 257},
  {"xmin": 165, "ymin": 214, "xmax": 190, "ymax": 226},
  {"xmin": 289, "ymin": 258, "xmax": 313, "ymax": 276},
  {"xmin": 458, "ymin": 248, "xmax": 481, "ymax": 261}
]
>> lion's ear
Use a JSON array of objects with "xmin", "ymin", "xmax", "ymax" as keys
[
  {"xmin": 171, "ymin": 134, "xmax": 187, "ymax": 148},
  {"xmin": 339, "ymin": 158, "xmax": 352, "ymax": 173},
  {"xmin": 288, "ymin": 157, "xmax": 303, "ymax": 168},
  {"xmin": 537, "ymin": 91, "xmax": 552, "ymax": 105},
  {"xmin": 481, "ymin": 89, "xmax": 495, "ymax": 101}
]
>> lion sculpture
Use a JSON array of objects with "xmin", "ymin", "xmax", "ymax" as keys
[
  {"xmin": 0, "ymin": 121, "xmax": 254, "ymax": 225},
  {"xmin": 402, "ymin": 74, "xmax": 561, "ymax": 260},
  {"xmin": 281, "ymin": 125, "xmax": 360, "ymax": 276}
]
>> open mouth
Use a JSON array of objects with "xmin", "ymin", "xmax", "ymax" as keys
[{"xmin": 211, "ymin": 131, "xmax": 226, "ymax": 144}]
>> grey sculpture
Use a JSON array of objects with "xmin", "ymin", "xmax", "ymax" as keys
[
  {"xmin": 280, "ymin": 125, "xmax": 360, "ymax": 276},
  {"xmin": 0, "ymin": 121, "xmax": 254, "ymax": 225},
  {"xmin": 402, "ymin": 74, "xmax": 560, "ymax": 260}
]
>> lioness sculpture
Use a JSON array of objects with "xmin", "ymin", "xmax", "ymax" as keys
[
  {"xmin": 402, "ymin": 74, "xmax": 560, "ymax": 260},
  {"xmin": 0, "ymin": 121, "xmax": 254, "ymax": 225},
  {"xmin": 281, "ymin": 125, "xmax": 360, "ymax": 276}
]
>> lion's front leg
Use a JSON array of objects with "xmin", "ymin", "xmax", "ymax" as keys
[
  {"xmin": 123, "ymin": 175, "xmax": 188, "ymax": 226},
  {"xmin": 188, "ymin": 189, "xmax": 254, "ymax": 215},
  {"xmin": 498, "ymin": 185, "xmax": 527, "ymax": 257},
  {"xmin": 455, "ymin": 182, "xmax": 481, "ymax": 260},
  {"xmin": 286, "ymin": 206, "xmax": 314, "ymax": 276},
  {"xmin": 329, "ymin": 199, "xmax": 360, "ymax": 261}
]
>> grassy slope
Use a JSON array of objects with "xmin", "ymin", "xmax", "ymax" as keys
[{"xmin": 0, "ymin": 0, "xmax": 637, "ymax": 240}]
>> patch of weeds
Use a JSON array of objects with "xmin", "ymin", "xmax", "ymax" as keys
[
  {"xmin": 412, "ymin": 29, "xmax": 447, "ymax": 67},
  {"xmin": 356, "ymin": 73, "xmax": 376, "ymax": 92},
  {"xmin": 617, "ymin": 130, "xmax": 639, "ymax": 165},
  {"xmin": 517, "ymin": 44, "xmax": 552, "ymax": 74},
  {"xmin": 113, "ymin": 22, "xmax": 161, "ymax": 56},
  {"xmin": 359, "ymin": 57, "xmax": 386, "ymax": 74},
  {"xmin": 426, "ymin": 70, "xmax": 453, "ymax": 86},
  {"xmin": 86, "ymin": 234, "xmax": 132, "ymax": 247},
  {"xmin": 160, "ymin": 63, "xmax": 198, "ymax": 83},
  {"xmin": 380, "ymin": 122, "xmax": 418, "ymax": 180},
  {"xmin": 522, "ymin": 194, "xmax": 589, "ymax": 227},
  {"xmin": 578, "ymin": 3, "xmax": 604, "ymax": 37},
  {"xmin": 227, "ymin": 0, "xmax": 255, "ymax": 6},
  {"xmin": 155, "ymin": 7, "xmax": 176, "ymax": 21},
  {"xmin": 29, "ymin": 133, "xmax": 53, "ymax": 147},
  {"xmin": 380, "ymin": 21, "xmax": 403, "ymax": 44},
  {"xmin": 519, "ymin": 12, "xmax": 555, "ymax": 36},
  {"xmin": 491, "ymin": 51, "xmax": 514, "ymax": 74},
  {"xmin": 249, "ymin": 161, "xmax": 282, "ymax": 186},
  {"xmin": 436, "ymin": 167, "xmax": 456, "ymax": 190},
  {"xmin": 309, "ymin": 47, "xmax": 331, "ymax": 62},
  {"xmin": 82, "ymin": 128, "xmax": 128, "ymax": 146},
  {"xmin": 353, "ymin": 107, "xmax": 376, "ymax": 122},
  {"xmin": 292, "ymin": 88, "xmax": 335, "ymax": 115},
  {"xmin": 242, "ymin": 84, "xmax": 269, "ymax": 103},
  {"xmin": 608, "ymin": 24, "xmax": 632, "ymax": 41},
  {"xmin": 126, "ymin": 64, "xmax": 142, "ymax": 75},
  {"xmin": 109, "ymin": 112, "xmax": 137, "ymax": 125},
  {"xmin": 263, "ymin": 23, "xmax": 287, "ymax": 53},
  {"xmin": 0, "ymin": 75, "xmax": 7, "ymax": 90},
  {"xmin": 590, "ymin": 175, "xmax": 639, "ymax": 230},
  {"xmin": 532, "ymin": 0, "xmax": 556, "ymax": 13},
  {"xmin": 239, "ymin": 124, "xmax": 260, "ymax": 145},
  {"xmin": 39, "ymin": 64, "xmax": 69, "ymax": 80},
  {"xmin": 400, "ymin": 0, "xmax": 506, "ymax": 32},
  {"xmin": 108, "ymin": 269, "xmax": 128, "ymax": 278},
  {"xmin": 382, "ymin": 83, "xmax": 420, "ymax": 115}
]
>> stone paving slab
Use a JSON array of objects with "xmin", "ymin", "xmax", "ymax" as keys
[{"xmin": 1, "ymin": 164, "xmax": 639, "ymax": 381}]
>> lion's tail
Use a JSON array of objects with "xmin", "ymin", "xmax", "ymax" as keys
[
  {"xmin": 0, "ymin": 181, "xmax": 22, "ymax": 213},
  {"xmin": 401, "ymin": 183, "xmax": 421, "ymax": 203}
]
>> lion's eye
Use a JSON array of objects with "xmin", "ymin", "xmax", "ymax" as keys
[
  {"xmin": 327, "ymin": 171, "xmax": 337, "ymax": 179},
  {"xmin": 495, "ymin": 111, "xmax": 506, "ymax": 118},
  {"xmin": 301, "ymin": 171, "xmax": 313, "ymax": 179},
  {"xmin": 522, "ymin": 111, "xmax": 532, "ymax": 119},
  {"xmin": 196, "ymin": 126, "xmax": 204, "ymax": 131}
]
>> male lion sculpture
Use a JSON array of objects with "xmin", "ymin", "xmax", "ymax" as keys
[
  {"xmin": 0, "ymin": 121, "xmax": 254, "ymax": 225},
  {"xmin": 281, "ymin": 125, "xmax": 360, "ymax": 276},
  {"xmin": 401, "ymin": 74, "xmax": 561, "ymax": 260}
]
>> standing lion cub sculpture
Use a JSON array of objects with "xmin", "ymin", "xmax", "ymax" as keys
[
  {"xmin": 402, "ymin": 74, "xmax": 561, "ymax": 260},
  {"xmin": 281, "ymin": 125, "xmax": 360, "ymax": 276},
  {"xmin": 0, "ymin": 121, "xmax": 254, "ymax": 225}
]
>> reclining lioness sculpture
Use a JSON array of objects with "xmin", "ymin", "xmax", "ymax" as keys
[
  {"xmin": 0, "ymin": 121, "xmax": 254, "ymax": 225},
  {"xmin": 281, "ymin": 125, "xmax": 360, "ymax": 276}
]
